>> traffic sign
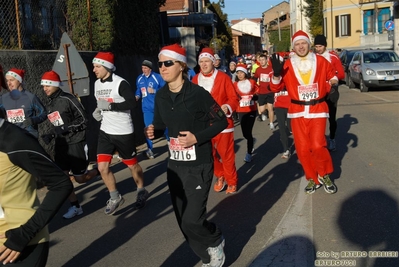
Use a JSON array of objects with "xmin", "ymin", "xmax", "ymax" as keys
[{"xmin": 385, "ymin": 20, "xmax": 394, "ymax": 31}]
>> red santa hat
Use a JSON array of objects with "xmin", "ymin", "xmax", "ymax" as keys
[
  {"xmin": 292, "ymin": 30, "xmax": 311, "ymax": 46},
  {"xmin": 199, "ymin": 48, "xmax": 216, "ymax": 63},
  {"xmin": 158, "ymin": 44, "xmax": 187, "ymax": 63},
  {"xmin": 41, "ymin": 70, "xmax": 62, "ymax": 87},
  {"xmin": 6, "ymin": 68, "xmax": 25, "ymax": 83},
  {"xmin": 236, "ymin": 63, "xmax": 248, "ymax": 74},
  {"xmin": 92, "ymin": 52, "xmax": 116, "ymax": 71}
]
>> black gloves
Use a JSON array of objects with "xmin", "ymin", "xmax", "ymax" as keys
[
  {"xmin": 270, "ymin": 53, "xmax": 285, "ymax": 77},
  {"xmin": 327, "ymin": 84, "xmax": 340, "ymax": 103},
  {"xmin": 41, "ymin": 133, "xmax": 55, "ymax": 145},
  {"xmin": 22, "ymin": 118, "xmax": 33, "ymax": 128},
  {"xmin": 54, "ymin": 123, "xmax": 69, "ymax": 135}
]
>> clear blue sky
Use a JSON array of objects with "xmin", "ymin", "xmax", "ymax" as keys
[{"xmin": 221, "ymin": 0, "xmax": 284, "ymax": 21}]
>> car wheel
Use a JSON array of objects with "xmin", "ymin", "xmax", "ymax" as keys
[
  {"xmin": 348, "ymin": 75, "xmax": 356, "ymax": 88},
  {"xmin": 360, "ymin": 77, "xmax": 369, "ymax": 92}
]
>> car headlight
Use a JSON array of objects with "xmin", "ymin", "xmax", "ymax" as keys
[{"xmin": 365, "ymin": 68, "xmax": 376, "ymax": 76}]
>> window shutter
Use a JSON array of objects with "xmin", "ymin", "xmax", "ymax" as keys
[
  {"xmin": 348, "ymin": 15, "xmax": 351, "ymax": 36},
  {"xmin": 335, "ymin": 16, "xmax": 339, "ymax": 37}
]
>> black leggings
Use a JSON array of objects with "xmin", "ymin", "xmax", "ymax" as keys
[
  {"xmin": 5, "ymin": 242, "xmax": 49, "ymax": 267},
  {"xmin": 327, "ymin": 99, "xmax": 337, "ymax": 139},
  {"xmin": 275, "ymin": 108, "xmax": 291, "ymax": 151},
  {"xmin": 239, "ymin": 111, "xmax": 256, "ymax": 154}
]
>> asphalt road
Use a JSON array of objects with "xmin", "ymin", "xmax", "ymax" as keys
[{"xmin": 40, "ymin": 85, "xmax": 399, "ymax": 267}]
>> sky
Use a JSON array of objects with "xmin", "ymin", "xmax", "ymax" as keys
[{"xmin": 221, "ymin": 0, "xmax": 285, "ymax": 21}]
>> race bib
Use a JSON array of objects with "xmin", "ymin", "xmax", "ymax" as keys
[
  {"xmin": 141, "ymin": 87, "xmax": 147, "ymax": 98},
  {"xmin": 298, "ymin": 83, "xmax": 319, "ymax": 101},
  {"xmin": 169, "ymin": 137, "xmax": 196, "ymax": 161},
  {"xmin": 239, "ymin": 95, "xmax": 254, "ymax": 107},
  {"xmin": 6, "ymin": 108, "xmax": 25, "ymax": 124},
  {"xmin": 260, "ymin": 73, "xmax": 270, "ymax": 82},
  {"xmin": 48, "ymin": 111, "xmax": 65, "ymax": 126}
]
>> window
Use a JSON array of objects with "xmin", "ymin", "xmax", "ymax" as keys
[
  {"xmin": 335, "ymin": 14, "xmax": 351, "ymax": 37},
  {"xmin": 378, "ymin": 8, "xmax": 390, "ymax": 33},
  {"xmin": 364, "ymin": 8, "xmax": 391, "ymax": 34},
  {"xmin": 324, "ymin": 17, "xmax": 327, "ymax": 37},
  {"xmin": 363, "ymin": 10, "xmax": 375, "ymax": 34}
]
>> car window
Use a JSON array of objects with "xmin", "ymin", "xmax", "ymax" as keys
[{"xmin": 352, "ymin": 52, "xmax": 360, "ymax": 62}]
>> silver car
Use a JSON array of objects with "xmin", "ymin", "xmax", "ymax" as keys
[{"xmin": 347, "ymin": 50, "xmax": 399, "ymax": 92}]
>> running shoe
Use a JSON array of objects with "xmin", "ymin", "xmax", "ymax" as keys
[
  {"xmin": 135, "ymin": 189, "xmax": 149, "ymax": 209},
  {"xmin": 244, "ymin": 153, "xmax": 252, "ymax": 163},
  {"xmin": 63, "ymin": 206, "xmax": 83, "ymax": 219},
  {"xmin": 328, "ymin": 139, "xmax": 336, "ymax": 151},
  {"xmin": 261, "ymin": 114, "xmax": 267, "ymax": 121},
  {"xmin": 269, "ymin": 122, "xmax": 275, "ymax": 130},
  {"xmin": 226, "ymin": 185, "xmax": 237, "ymax": 194},
  {"xmin": 304, "ymin": 179, "xmax": 321, "ymax": 194},
  {"xmin": 205, "ymin": 238, "xmax": 225, "ymax": 267},
  {"xmin": 281, "ymin": 150, "xmax": 291, "ymax": 159},
  {"xmin": 214, "ymin": 176, "xmax": 225, "ymax": 192},
  {"xmin": 318, "ymin": 175, "xmax": 337, "ymax": 194},
  {"xmin": 146, "ymin": 149, "xmax": 155, "ymax": 159},
  {"xmin": 104, "ymin": 194, "xmax": 125, "ymax": 215}
]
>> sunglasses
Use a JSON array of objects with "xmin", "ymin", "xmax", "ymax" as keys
[{"xmin": 158, "ymin": 60, "xmax": 179, "ymax": 68}]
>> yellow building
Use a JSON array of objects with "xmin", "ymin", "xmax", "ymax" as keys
[{"xmin": 323, "ymin": 0, "xmax": 394, "ymax": 50}]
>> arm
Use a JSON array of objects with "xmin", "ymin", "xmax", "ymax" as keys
[
  {"xmin": 221, "ymin": 74, "xmax": 240, "ymax": 115},
  {"xmin": 110, "ymin": 81, "xmax": 137, "ymax": 111},
  {"xmin": 194, "ymin": 89, "xmax": 228, "ymax": 145},
  {"xmin": 30, "ymin": 95, "xmax": 47, "ymax": 125},
  {"xmin": 67, "ymin": 96, "xmax": 88, "ymax": 133},
  {"xmin": 1, "ymin": 123, "xmax": 72, "ymax": 253},
  {"xmin": 332, "ymin": 55, "xmax": 345, "ymax": 81},
  {"xmin": 135, "ymin": 76, "xmax": 142, "ymax": 100}
]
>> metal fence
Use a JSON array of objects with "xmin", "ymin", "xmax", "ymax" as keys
[{"xmin": 0, "ymin": 0, "xmax": 67, "ymax": 50}]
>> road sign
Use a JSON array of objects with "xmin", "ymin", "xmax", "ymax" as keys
[
  {"xmin": 53, "ymin": 33, "xmax": 90, "ymax": 97},
  {"xmin": 385, "ymin": 20, "xmax": 394, "ymax": 31}
]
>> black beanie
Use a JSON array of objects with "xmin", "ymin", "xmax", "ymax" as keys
[
  {"xmin": 314, "ymin": 35, "xmax": 327, "ymax": 46},
  {"xmin": 142, "ymin": 60, "xmax": 153, "ymax": 69}
]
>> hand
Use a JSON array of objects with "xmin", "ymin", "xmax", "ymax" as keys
[
  {"xmin": 327, "ymin": 84, "xmax": 340, "ymax": 103},
  {"xmin": 22, "ymin": 118, "xmax": 33, "ymax": 128},
  {"xmin": 178, "ymin": 131, "xmax": 197, "ymax": 148},
  {"xmin": 270, "ymin": 53, "xmax": 284, "ymax": 77},
  {"xmin": 145, "ymin": 124, "xmax": 155, "ymax": 139},
  {"xmin": 0, "ymin": 241, "xmax": 21, "ymax": 265},
  {"xmin": 41, "ymin": 133, "xmax": 55, "ymax": 145},
  {"xmin": 221, "ymin": 104, "xmax": 229, "ymax": 115},
  {"xmin": 54, "ymin": 124, "xmax": 69, "ymax": 135},
  {"xmin": 92, "ymin": 108, "xmax": 103, "ymax": 121},
  {"xmin": 98, "ymin": 99, "xmax": 111, "ymax": 110}
]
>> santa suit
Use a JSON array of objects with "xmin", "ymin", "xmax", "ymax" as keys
[
  {"xmin": 234, "ymin": 78, "xmax": 258, "ymax": 154},
  {"xmin": 270, "ymin": 52, "xmax": 336, "ymax": 183},
  {"xmin": 192, "ymin": 70, "xmax": 239, "ymax": 186}
]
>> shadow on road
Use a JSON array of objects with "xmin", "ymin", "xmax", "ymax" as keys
[{"xmin": 337, "ymin": 189, "xmax": 399, "ymax": 267}]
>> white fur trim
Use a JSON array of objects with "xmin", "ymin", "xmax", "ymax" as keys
[
  {"xmin": 236, "ymin": 66, "xmax": 248, "ymax": 74},
  {"xmin": 41, "ymin": 79, "xmax": 61, "ymax": 87},
  {"xmin": 92, "ymin": 57, "xmax": 116, "ymax": 71},
  {"xmin": 199, "ymin": 52, "xmax": 215, "ymax": 63},
  {"xmin": 158, "ymin": 50, "xmax": 187, "ymax": 63},
  {"xmin": 5, "ymin": 71, "xmax": 22, "ymax": 83},
  {"xmin": 292, "ymin": 36, "xmax": 310, "ymax": 46}
]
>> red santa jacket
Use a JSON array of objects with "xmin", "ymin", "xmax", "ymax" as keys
[
  {"xmin": 270, "ymin": 53, "xmax": 336, "ymax": 119},
  {"xmin": 192, "ymin": 70, "xmax": 239, "ymax": 132},
  {"xmin": 234, "ymin": 79, "xmax": 259, "ymax": 113},
  {"xmin": 253, "ymin": 65, "xmax": 274, "ymax": 94},
  {"xmin": 321, "ymin": 51, "xmax": 345, "ymax": 80}
]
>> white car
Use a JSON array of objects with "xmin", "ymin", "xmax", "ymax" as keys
[{"xmin": 347, "ymin": 50, "xmax": 399, "ymax": 92}]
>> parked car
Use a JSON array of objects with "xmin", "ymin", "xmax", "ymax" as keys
[
  {"xmin": 339, "ymin": 49, "xmax": 362, "ymax": 85},
  {"xmin": 347, "ymin": 50, "xmax": 399, "ymax": 92}
]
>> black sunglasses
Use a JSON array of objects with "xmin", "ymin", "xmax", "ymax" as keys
[{"xmin": 158, "ymin": 60, "xmax": 179, "ymax": 68}]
